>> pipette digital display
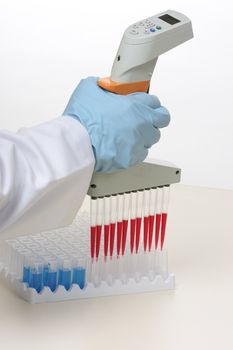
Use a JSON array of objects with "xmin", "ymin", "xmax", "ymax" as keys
[{"xmin": 159, "ymin": 14, "xmax": 181, "ymax": 25}]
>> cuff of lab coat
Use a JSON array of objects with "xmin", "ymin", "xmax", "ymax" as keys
[{"xmin": 57, "ymin": 116, "xmax": 96, "ymax": 168}]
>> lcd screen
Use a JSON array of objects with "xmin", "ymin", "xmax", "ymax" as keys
[{"xmin": 159, "ymin": 14, "xmax": 180, "ymax": 25}]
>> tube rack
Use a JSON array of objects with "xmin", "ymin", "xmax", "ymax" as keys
[{"xmin": 0, "ymin": 210, "xmax": 175, "ymax": 304}]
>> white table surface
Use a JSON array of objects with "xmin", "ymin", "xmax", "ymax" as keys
[{"xmin": 0, "ymin": 184, "xmax": 232, "ymax": 350}]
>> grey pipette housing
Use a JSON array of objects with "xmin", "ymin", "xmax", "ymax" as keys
[{"xmin": 98, "ymin": 10, "xmax": 193, "ymax": 94}]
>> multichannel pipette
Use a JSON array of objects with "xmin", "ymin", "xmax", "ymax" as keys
[
  {"xmin": 89, "ymin": 10, "xmax": 193, "ymax": 260},
  {"xmin": 0, "ymin": 10, "xmax": 193, "ymax": 303}
]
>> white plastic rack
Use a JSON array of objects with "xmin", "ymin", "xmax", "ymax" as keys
[{"xmin": 0, "ymin": 211, "xmax": 175, "ymax": 304}]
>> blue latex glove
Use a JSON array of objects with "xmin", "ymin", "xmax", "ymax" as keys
[{"xmin": 63, "ymin": 77, "xmax": 170, "ymax": 173}]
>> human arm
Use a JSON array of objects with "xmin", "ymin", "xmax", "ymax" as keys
[
  {"xmin": 0, "ymin": 77, "xmax": 170, "ymax": 238},
  {"xmin": 0, "ymin": 117, "xmax": 95, "ymax": 238}
]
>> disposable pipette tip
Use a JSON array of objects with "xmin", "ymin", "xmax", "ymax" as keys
[
  {"xmin": 117, "ymin": 221, "xmax": 123, "ymax": 257},
  {"xmin": 95, "ymin": 225, "xmax": 102, "ymax": 260},
  {"xmin": 155, "ymin": 214, "xmax": 161, "ymax": 249},
  {"xmin": 148, "ymin": 215, "xmax": 155, "ymax": 251},
  {"xmin": 135, "ymin": 217, "xmax": 142, "ymax": 254},
  {"xmin": 104, "ymin": 224, "xmax": 110, "ymax": 259},
  {"xmin": 121, "ymin": 220, "xmax": 128, "ymax": 256},
  {"xmin": 143, "ymin": 216, "xmax": 149, "ymax": 252},
  {"xmin": 130, "ymin": 218, "xmax": 136, "ymax": 254},
  {"xmin": 90, "ymin": 226, "xmax": 96, "ymax": 260},
  {"xmin": 110, "ymin": 223, "xmax": 115, "ymax": 258},
  {"xmin": 160, "ymin": 213, "xmax": 168, "ymax": 250}
]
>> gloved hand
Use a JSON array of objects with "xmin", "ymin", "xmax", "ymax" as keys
[{"xmin": 63, "ymin": 77, "xmax": 170, "ymax": 173}]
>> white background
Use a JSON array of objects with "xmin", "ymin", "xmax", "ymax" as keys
[{"xmin": 0, "ymin": 0, "xmax": 232, "ymax": 189}]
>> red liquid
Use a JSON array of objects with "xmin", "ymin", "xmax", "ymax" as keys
[
  {"xmin": 117, "ymin": 221, "xmax": 123, "ymax": 257},
  {"xmin": 160, "ymin": 213, "xmax": 168, "ymax": 250},
  {"xmin": 90, "ymin": 226, "xmax": 96, "ymax": 260},
  {"xmin": 121, "ymin": 220, "xmax": 128, "ymax": 256},
  {"xmin": 155, "ymin": 214, "xmax": 161, "ymax": 249},
  {"xmin": 135, "ymin": 217, "xmax": 142, "ymax": 253},
  {"xmin": 148, "ymin": 215, "xmax": 155, "ymax": 251},
  {"xmin": 104, "ymin": 224, "xmax": 110, "ymax": 258},
  {"xmin": 143, "ymin": 216, "xmax": 149, "ymax": 252},
  {"xmin": 109, "ymin": 223, "xmax": 116, "ymax": 258},
  {"xmin": 95, "ymin": 225, "xmax": 102, "ymax": 260},
  {"xmin": 130, "ymin": 218, "xmax": 136, "ymax": 254}
]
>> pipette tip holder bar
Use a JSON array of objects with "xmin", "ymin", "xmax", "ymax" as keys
[{"xmin": 88, "ymin": 159, "xmax": 181, "ymax": 197}]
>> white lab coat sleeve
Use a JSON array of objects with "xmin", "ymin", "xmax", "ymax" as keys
[{"xmin": 0, "ymin": 117, "xmax": 95, "ymax": 239}]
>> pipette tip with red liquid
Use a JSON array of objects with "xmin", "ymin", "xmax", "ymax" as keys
[{"xmin": 90, "ymin": 185, "xmax": 170, "ymax": 260}]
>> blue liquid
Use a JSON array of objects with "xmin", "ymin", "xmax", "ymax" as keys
[
  {"xmin": 29, "ymin": 272, "xmax": 43, "ymax": 293},
  {"xmin": 43, "ymin": 266, "xmax": 57, "ymax": 292},
  {"xmin": 43, "ymin": 266, "xmax": 49, "ymax": 286},
  {"xmin": 59, "ymin": 269, "xmax": 72, "ymax": 291},
  {"xmin": 72, "ymin": 267, "xmax": 86, "ymax": 289},
  {"xmin": 47, "ymin": 271, "xmax": 58, "ymax": 292},
  {"xmin": 22, "ymin": 266, "xmax": 30, "ymax": 283}
]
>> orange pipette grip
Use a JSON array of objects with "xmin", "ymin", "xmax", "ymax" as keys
[{"xmin": 98, "ymin": 77, "xmax": 150, "ymax": 95}]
